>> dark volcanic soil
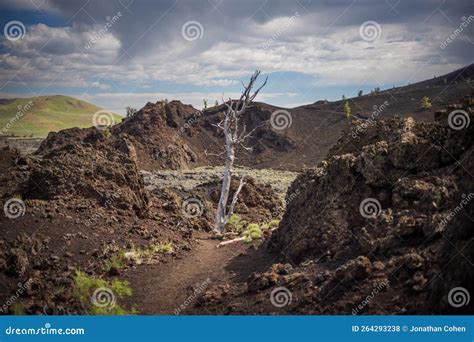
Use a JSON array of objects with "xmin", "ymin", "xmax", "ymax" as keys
[
  {"xmin": 188, "ymin": 94, "xmax": 473, "ymax": 315},
  {"xmin": 124, "ymin": 233, "xmax": 275, "ymax": 315},
  {"xmin": 0, "ymin": 67, "xmax": 473, "ymax": 316},
  {"xmin": 0, "ymin": 130, "xmax": 281, "ymax": 315}
]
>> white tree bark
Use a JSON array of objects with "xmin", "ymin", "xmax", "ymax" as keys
[{"xmin": 213, "ymin": 71, "xmax": 267, "ymax": 233}]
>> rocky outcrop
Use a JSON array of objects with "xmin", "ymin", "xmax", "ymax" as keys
[
  {"xmin": 268, "ymin": 95, "xmax": 473, "ymax": 314},
  {"xmin": 23, "ymin": 138, "xmax": 149, "ymax": 217}
]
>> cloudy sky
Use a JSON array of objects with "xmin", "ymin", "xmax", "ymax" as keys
[{"xmin": 0, "ymin": 0, "xmax": 473, "ymax": 114}]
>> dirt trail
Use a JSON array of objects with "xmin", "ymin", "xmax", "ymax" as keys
[{"xmin": 125, "ymin": 233, "xmax": 275, "ymax": 314}]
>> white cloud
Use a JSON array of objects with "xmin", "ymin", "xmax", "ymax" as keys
[{"xmin": 0, "ymin": 1, "xmax": 471, "ymax": 106}]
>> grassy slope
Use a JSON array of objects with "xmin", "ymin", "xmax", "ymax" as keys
[{"xmin": 0, "ymin": 95, "xmax": 122, "ymax": 138}]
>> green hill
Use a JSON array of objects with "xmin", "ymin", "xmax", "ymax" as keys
[{"xmin": 0, "ymin": 95, "xmax": 122, "ymax": 138}]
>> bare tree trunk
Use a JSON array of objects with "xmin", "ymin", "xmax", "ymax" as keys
[
  {"xmin": 213, "ymin": 71, "xmax": 267, "ymax": 234},
  {"xmin": 214, "ymin": 136, "xmax": 234, "ymax": 232},
  {"xmin": 227, "ymin": 176, "xmax": 245, "ymax": 220}
]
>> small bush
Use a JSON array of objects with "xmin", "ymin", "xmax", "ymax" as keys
[
  {"xmin": 148, "ymin": 241, "xmax": 173, "ymax": 255},
  {"xmin": 227, "ymin": 214, "xmax": 247, "ymax": 233},
  {"xmin": 103, "ymin": 252, "xmax": 129, "ymax": 273},
  {"xmin": 102, "ymin": 129, "xmax": 112, "ymax": 139},
  {"xmin": 125, "ymin": 106, "xmax": 137, "ymax": 118},
  {"xmin": 243, "ymin": 223, "xmax": 263, "ymax": 243},
  {"xmin": 421, "ymin": 96, "xmax": 432, "ymax": 109},
  {"xmin": 268, "ymin": 219, "xmax": 280, "ymax": 228},
  {"xmin": 11, "ymin": 302, "xmax": 26, "ymax": 315},
  {"xmin": 73, "ymin": 271, "xmax": 136, "ymax": 315},
  {"xmin": 344, "ymin": 101, "xmax": 351, "ymax": 118},
  {"xmin": 228, "ymin": 213, "xmax": 241, "ymax": 227},
  {"xmin": 104, "ymin": 242, "xmax": 173, "ymax": 270}
]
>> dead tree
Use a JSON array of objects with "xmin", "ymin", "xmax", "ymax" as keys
[{"xmin": 212, "ymin": 70, "xmax": 267, "ymax": 233}]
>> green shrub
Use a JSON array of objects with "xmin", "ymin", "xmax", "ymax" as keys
[
  {"xmin": 227, "ymin": 214, "xmax": 247, "ymax": 232},
  {"xmin": 228, "ymin": 213, "xmax": 240, "ymax": 227},
  {"xmin": 103, "ymin": 252, "xmax": 128, "ymax": 273},
  {"xmin": 344, "ymin": 101, "xmax": 351, "ymax": 118},
  {"xmin": 11, "ymin": 302, "xmax": 26, "ymax": 315},
  {"xmin": 148, "ymin": 241, "xmax": 173, "ymax": 255},
  {"xmin": 421, "ymin": 96, "xmax": 432, "ymax": 109},
  {"xmin": 125, "ymin": 106, "xmax": 137, "ymax": 118},
  {"xmin": 73, "ymin": 271, "xmax": 136, "ymax": 315},
  {"xmin": 268, "ymin": 219, "xmax": 280, "ymax": 228},
  {"xmin": 102, "ymin": 129, "xmax": 112, "ymax": 139},
  {"xmin": 121, "ymin": 241, "xmax": 174, "ymax": 265},
  {"xmin": 243, "ymin": 223, "xmax": 263, "ymax": 243}
]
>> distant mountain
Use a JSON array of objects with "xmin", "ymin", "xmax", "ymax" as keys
[
  {"xmin": 182, "ymin": 64, "xmax": 474, "ymax": 171},
  {"xmin": 17, "ymin": 64, "xmax": 474, "ymax": 172},
  {"xmin": 256, "ymin": 63, "xmax": 474, "ymax": 170},
  {"xmin": 0, "ymin": 95, "xmax": 122, "ymax": 138}
]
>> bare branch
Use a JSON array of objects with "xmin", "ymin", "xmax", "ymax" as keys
[
  {"xmin": 216, "ymin": 236, "xmax": 246, "ymax": 248},
  {"xmin": 204, "ymin": 150, "xmax": 226, "ymax": 158},
  {"xmin": 249, "ymin": 75, "xmax": 268, "ymax": 102},
  {"xmin": 225, "ymin": 176, "xmax": 246, "ymax": 223},
  {"xmin": 211, "ymin": 118, "xmax": 225, "ymax": 130},
  {"xmin": 238, "ymin": 122, "xmax": 265, "ymax": 142},
  {"xmin": 239, "ymin": 143, "xmax": 253, "ymax": 152}
]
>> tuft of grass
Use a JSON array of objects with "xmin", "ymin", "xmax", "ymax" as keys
[
  {"xmin": 261, "ymin": 219, "xmax": 280, "ymax": 231},
  {"xmin": 152, "ymin": 241, "xmax": 174, "ymax": 254},
  {"xmin": 243, "ymin": 223, "xmax": 263, "ymax": 243},
  {"xmin": 102, "ymin": 128, "xmax": 112, "ymax": 139},
  {"xmin": 73, "ymin": 270, "xmax": 136, "ymax": 315},
  {"xmin": 103, "ymin": 252, "xmax": 128, "ymax": 273},
  {"xmin": 11, "ymin": 302, "xmax": 26, "ymax": 315},
  {"xmin": 421, "ymin": 96, "xmax": 432, "ymax": 109},
  {"xmin": 226, "ymin": 214, "xmax": 247, "ymax": 233},
  {"xmin": 105, "ymin": 241, "xmax": 174, "ymax": 269},
  {"xmin": 268, "ymin": 219, "xmax": 280, "ymax": 229}
]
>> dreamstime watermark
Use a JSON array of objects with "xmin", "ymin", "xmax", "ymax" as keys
[
  {"xmin": 92, "ymin": 110, "xmax": 115, "ymax": 130},
  {"xmin": 359, "ymin": 20, "xmax": 381, "ymax": 42},
  {"xmin": 181, "ymin": 197, "xmax": 204, "ymax": 218},
  {"xmin": 4, "ymin": 20, "xmax": 26, "ymax": 41},
  {"xmin": 440, "ymin": 16, "xmax": 474, "ymax": 50},
  {"xmin": 262, "ymin": 12, "xmax": 300, "ymax": 49},
  {"xmin": 270, "ymin": 109, "xmax": 292, "ymax": 130},
  {"xmin": 1, "ymin": 101, "xmax": 34, "ymax": 135},
  {"xmin": 5, "ymin": 323, "xmax": 85, "ymax": 336},
  {"xmin": 271, "ymin": 189, "xmax": 300, "ymax": 219},
  {"xmin": 440, "ymin": 193, "xmax": 474, "ymax": 228},
  {"xmin": 270, "ymin": 286, "xmax": 292, "ymax": 307},
  {"xmin": 352, "ymin": 281, "xmax": 387, "ymax": 315},
  {"xmin": 85, "ymin": 12, "xmax": 123, "ymax": 50},
  {"xmin": 359, "ymin": 198, "xmax": 381, "ymax": 218},
  {"xmin": 175, "ymin": 110, "xmax": 203, "ymax": 138},
  {"xmin": 174, "ymin": 277, "xmax": 211, "ymax": 315},
  {"xmin": 0, "ymin": 279, "xmax": 33, "ymax": 313},
  {"xmin": 351, "ymin": 101, "xmax": 390, "ymax": 138},
  {"xmin": 83, "ymin": 194, "xmax": 117, "ymax": 227},
  {"xmin": 448, "ymin": 109, "xmax": 470, "ymax": 130},
  {"xmin": 181, "ymin": 20, "xmax": 204, "ymax": 41},
  {"xmin": 91, "ymin": 287, "xmax": 116, "ymax": 309},
  {"xmin": 3, "ymin": 198, "xmax": 26, "ymax": 219},
  {"xmin": 448, "ymin": 287, "xmax": 470, "ymax": 308}
]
